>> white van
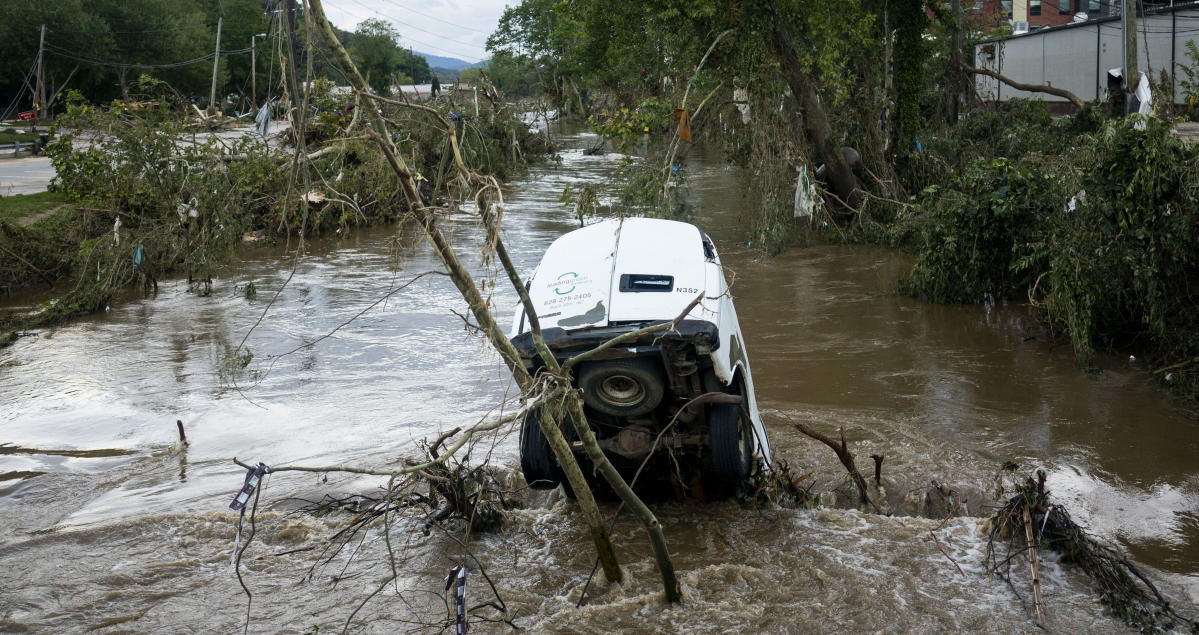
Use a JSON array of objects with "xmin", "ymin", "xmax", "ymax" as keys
[{"xmin": 510, "ymin": 217, "xmax": 771, "ymax": 497}]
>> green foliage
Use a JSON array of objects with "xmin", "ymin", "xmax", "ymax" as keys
[
  {"xmin": 904, "ymin": 113, "xmax": 1199, "ymax": 400},
  {"xmin": 0, "ymin": 200, "xmax": 82, "ymax": 295},
  {"xmin": 0, "ymin": 192, "xmax": 69, "ymax": 224},
  {"xmin": 893, "ymin": 0, "xmax": 928, "ymax": 150},
  {"xmin": 588, "ymin": 97, "xmax": 673, "ymax": 151},
  {"xmin": 196, "ymin": 0, "xmax": 272, "ymax": 109},
  {"xmin": 906, "ymin": 158, "xmax": 1061, "ymax": 303},
  {"xmin": 1045, "ymin": 117, "xmax": 1199, "ymax": 364},
  {"xmin": 1, "ymin": 83, "xmax": 555, "ymax": 331},
  {"xmin": 343, "ymin": 18, "xmax": 434, "ymax": 95},
  {"xmin": 0, "ymin": 0, "xmax": 274, "ymax": 111},
  {"xmin": 1178, "ymin": 40, "xmax": 1199, "ymax": 120},
  {"xmin": 485, "ymin": 51, "xmax": 543, "ymax": 99},
  {"xmin": 305, "ymin": 78, "xmax": 355, "ymax": 143}
]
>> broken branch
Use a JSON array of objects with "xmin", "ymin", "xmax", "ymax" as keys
[
  {"xmin": 964, "ymin": 64, "xmax": 1085, "ymax": 109},
  {"xmin": 791, "ymin": 421, "xmax": 881, "ymax": 513}
]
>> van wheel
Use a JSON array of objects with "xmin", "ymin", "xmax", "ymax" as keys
[
  {"xmin": 577, "ymin": 358, "xmax": 665, "ymax": 417},
  {"xmin": 520, "ymin": 410, "xmax": 562, "ymax": 490},
  {"xmin": 710, "ymin": 402, "xmax": 752, "ymax": 484}
]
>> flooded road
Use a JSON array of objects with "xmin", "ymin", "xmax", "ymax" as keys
[{"xmin": 0, "ymin": 125, "xmax": 1196, "ymax": 632}]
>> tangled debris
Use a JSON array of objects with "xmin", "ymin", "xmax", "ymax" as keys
[{"xmin": 987, "ymin": 469, "xmax": 1199, "ymax": 633}]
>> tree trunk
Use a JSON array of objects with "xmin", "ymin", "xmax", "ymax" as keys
[
  {"xmin": 307, "ymin": 0, "xmax": 624, "ymax": 585},
  {"xmin": 118, "ymin": 66, "xmax": 130, "ymax": 101},
  {"xmin": 770, "ymin": 14, "xmax": 860, "ymax": 209},
  {"xmin": 564, "ymin": 396, "xmax": 682, "ymax": 602}
]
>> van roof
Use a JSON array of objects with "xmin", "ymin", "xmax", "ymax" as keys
[{"xmin": 518, "ymin": 217, "xmax": 718, "ymax": 332}]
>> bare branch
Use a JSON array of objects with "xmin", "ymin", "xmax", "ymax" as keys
[
  {"xmin": 562, "ymin": 292, "xmax": 704, "ymax": 373},
  {"xmin": 964, "ymin": 64, "xmax": 1085, "ymax": 109}
]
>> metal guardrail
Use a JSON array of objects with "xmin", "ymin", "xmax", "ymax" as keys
[{"xmin": 0, "ymin": 136, "xmax": 49, "ymax": 157}]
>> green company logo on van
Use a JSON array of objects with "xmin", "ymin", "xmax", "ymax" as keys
[{"xmin": 553, "ymin": 271, "xmax": 578, "ymax": 295}]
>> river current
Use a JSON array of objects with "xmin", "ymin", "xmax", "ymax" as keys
[{"xmin": 0, "ymin": 125, "xmax": 1195, "ymax": 632}]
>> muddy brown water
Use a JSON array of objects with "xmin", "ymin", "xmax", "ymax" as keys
[{"xmin": 0, "ymin": 125, "xmax": 1196, "ymax": 633}]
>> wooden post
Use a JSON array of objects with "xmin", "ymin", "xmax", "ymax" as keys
[
  {"xmin": 35, "ymin": 25, "xmax": 46, "ymax": 121},
  {"xmin": 208, "ymin": 17, "xmax": 222, "ymax": 116},
  {"xmin": 283, "ymin": 0, "xmax": 302, "ymax": 124},
  {"xmin": 1023, "ymin": 503, "xmax": 1046, "ymax": 626},
  {"xmin": 950, "ymin": 0, "xmax": 963, "ymax": 123}
]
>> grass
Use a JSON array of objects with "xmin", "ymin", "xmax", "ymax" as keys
[
  {"xmin": 0, "ymin": 192, "xmax": 71, "ymax": 225},
  {"xmin": 0, "ymin": 126, "xmax": 50, "ymax": 145}
]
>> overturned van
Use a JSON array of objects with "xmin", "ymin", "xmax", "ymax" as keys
[{"xmin": 510, "ymin": 217, "xmax": 771, "ymax": 497}]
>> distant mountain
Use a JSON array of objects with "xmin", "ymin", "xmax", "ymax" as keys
[{"xmin": 415, "ymin": 51, "xmax": 487, "ymax": 71}]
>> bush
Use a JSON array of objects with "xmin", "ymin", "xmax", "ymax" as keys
[
  {"xmin": 906, "ymin": 157, "xmax": 1066, "ymax": 303},
  {"xmin": 904, "ymin": 114, "xmax": 1199, "ymax": 399},
  {"xmin": 1044, "ymin": 117, "xmax": 1199, "ymax": 366}
]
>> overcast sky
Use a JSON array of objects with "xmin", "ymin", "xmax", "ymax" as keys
[{"xmin": 321, "ymin": 0, "xmax": 512, "ymax": 63}]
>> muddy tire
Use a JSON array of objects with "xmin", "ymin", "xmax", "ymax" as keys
[
  {"xmin": 709, "ymin": 402, "xmax": 752, "ymax": 484},
  {"xmin": 577, "ymin": 358, "xmax": 665, "ymax": 417},
  {"xmin": 520, "ymin": 410, "xmax": 562, "ymax": 490}
]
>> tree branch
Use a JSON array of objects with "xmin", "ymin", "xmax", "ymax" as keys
[
  {"xmin": 792, "ymin": 421, "xmax": 881, "ymax": 513},
  {"xmin": 562, "ymin": 293, "xmax": 704, "ymax": 373},
  {"xmin": 964, "ymin": 64, "xmax": 1085, "ymax": 109}
]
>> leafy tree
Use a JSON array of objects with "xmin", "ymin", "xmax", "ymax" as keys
[
  {"xmin": 91, "ymin": 0, "xmax": 213, "ymax": 99},
  {"xmin": 396, "ymin": 47, "xmax": 432, "ymax": 85},
  {"xmin": 488, "ymin": 0, "xmax": 585, "ymax": 109},
  {"xmin": 0, "ymin": 1, "xmax": 114, "ymax": 115},
  {"xmin": 485, "ymin": 51, "xmax": 541, "ymax": 98},
  {"xmin": 348, "ymin": 19, "xmax": 402, "ymax": 94}
]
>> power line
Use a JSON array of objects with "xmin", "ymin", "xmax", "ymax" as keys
[
  {"xmin": 0, "ymin": 55, "xmax": 39, "ymax": 121},
  {"xmin": 335, "ymin": 0, "xmax": 486, "ymax": 61},
  {"xmin": 378, "ymin": 1, "xmax": 492, "ymax": 35},
  {"xmin": 48, "ymin": 26, "xmax": 196, "ymax": 35},
  {"xmin": 42, "ymin": 42, "xmax": 255, "ymax": 70}
]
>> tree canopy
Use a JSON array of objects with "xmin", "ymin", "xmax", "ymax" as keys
[
  {"xmin": 346, "ymin": 19, "xmax": 432, "ymax": 95},
  {"xmin": 0, "ymin": 2, "xmax": 438, "ymax": 114}
]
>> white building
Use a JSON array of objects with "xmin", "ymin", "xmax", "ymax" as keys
[{"xmin": 974, "ymin": 2, "xmax": 1199, "ymax": 108}]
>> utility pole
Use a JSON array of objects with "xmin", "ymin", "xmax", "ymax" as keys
[
  {"xmin": 35, "ymin": 24, "xmax": 45, "ymax": 121},
  {"xmin": 950, "ymin": 0, "xmax": 964, "ymax": 123},
  {"xmin": 1125, "ymin": 0, "xmax": 1139, "ymax": 113},
  {"xmin": 209, "ymin": 17, "xmax": 223, "ymax": 115},
  {"xmin": 251, "ymin": 33, "xmax": 259, "ymax": 110}
]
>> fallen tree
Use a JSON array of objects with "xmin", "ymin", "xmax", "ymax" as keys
[{"xmin": 248, "ymin": 0, "xmax": 686, "ymax": 605}]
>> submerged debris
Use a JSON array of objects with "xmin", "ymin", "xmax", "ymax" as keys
[{"xmin": 987, "ymin": 470, "xmax": 1199, "ymax": 633}]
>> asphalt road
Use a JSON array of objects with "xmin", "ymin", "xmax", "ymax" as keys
[{"xmin": 0, "ymin": 155, "xmax": 55, "ymax": 196}]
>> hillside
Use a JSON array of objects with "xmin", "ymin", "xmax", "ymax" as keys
[{"xmin": 415, "ymin": 51, "xmax": 486, "ymax": 71}]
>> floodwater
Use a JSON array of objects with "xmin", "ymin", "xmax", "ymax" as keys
[{"xmin": 1, "ymin": 124, "xmax": 1196, "ymax": 633}]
